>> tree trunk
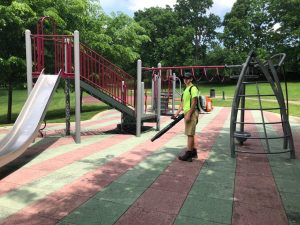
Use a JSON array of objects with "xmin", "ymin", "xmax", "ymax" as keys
[{"xmin": 7, "ymin": 80, "xmax": 12, "ymax": 123}]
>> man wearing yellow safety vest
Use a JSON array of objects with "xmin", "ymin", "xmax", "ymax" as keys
[{"xmin": 173, "ymin": 72, "xmax": 199, "ymax": 162}]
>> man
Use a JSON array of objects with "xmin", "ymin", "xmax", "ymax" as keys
[{"xmin": 173, "ymin": 72, "xmax": 199, "ymax": 162}]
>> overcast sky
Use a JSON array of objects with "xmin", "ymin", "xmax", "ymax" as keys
[{"xmin": 99, "ymin": 0, "xmax": 237, "ymax": 19}]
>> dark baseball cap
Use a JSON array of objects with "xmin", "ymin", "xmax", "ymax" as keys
[{"xmin": 183, "ymin": 72, "xmax": 193, "ymax": 79}]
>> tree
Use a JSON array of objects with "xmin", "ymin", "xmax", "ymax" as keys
[
  {"xmin": 222, "ymin": 0, "xmax": 273, "ymax": 56},
  {"xmin": 102, "ymin": 13, "xmax": 150, "ymax": 70},
  {"xmin": 222, "ymin": 0, "xmax": 300, "ymax": 73},
  {"xmin": 268, "ymin": 0, "xmax": 300, "ymax": 73},
  {"xmin": 175, "ymin": 0, "xmax": 221, "ymax": 63},
  {"xmin": 0, "ymin": 1, "xmax": 35, "ymax": 122},
  {"xmin": 134, "ymin": 6, "xmax": 194, "ymax": 67}
]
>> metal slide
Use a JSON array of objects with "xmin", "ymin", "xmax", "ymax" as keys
[{"xmin": 0, "ymin": 72, "xmax": 60, "ymax": 167}]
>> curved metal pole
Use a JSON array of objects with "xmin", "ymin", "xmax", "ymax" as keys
[{"xmin": 230, "ymin": 51, "xmax": 254, "ymax": 157}]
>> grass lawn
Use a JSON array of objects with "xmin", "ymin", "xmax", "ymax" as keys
[
  {"xmin": 0, "ymin": 81, "xmax": 299, "ymax": 126},
  {"xmin": 0, "ymin": 88, "xmax": 111, "ymax": 126}
]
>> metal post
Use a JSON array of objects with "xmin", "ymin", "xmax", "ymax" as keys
[
  {"xmin": 136, "ymin": 60, "xmax": 142, "ymax": 137},
  {"xmin": 151, "ymin": 67, "xmax": 155, "ymax": 111},
  {"xmin": 172, "ymin": 73, "xmax": 176, "ymax": 114},
  {"xmin": 25, "ymin": 30, "xmax": 32, "ymax": 95},
  {"xmin": 74, "ymin": 31, "xmax": 81, "ymax": 143},
  {"xmin": 141, "ymin": 82, "xmax": 145, "ymax": 114},
  {"xmin": 157, "ymin": 63, "xmax": 161, "ymax": 131},
  {"xmin": 121, "ymin": 81, "xmax": 125, "ymax": 130},
  {"xmin": 65, "ymin": 38, "xmax": 71, "ymax": 136},
  {"xmin": 240, "ymin": 84, "xmax": 246, "ymax": 133}
]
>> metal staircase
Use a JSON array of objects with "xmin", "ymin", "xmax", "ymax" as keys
[{"xmin": 31, "ymin": 17, "xmax": 157, "ymax": 132}]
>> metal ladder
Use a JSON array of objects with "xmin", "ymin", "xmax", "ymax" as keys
[{"xmin": 230, "ymin": 51, "xmax": 295, "ymax": 158}]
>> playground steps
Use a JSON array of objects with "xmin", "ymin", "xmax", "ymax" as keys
[
  {"xmin": 81, "ymin": 80, "xmax": 157, "ymax": 124},
  {"xmin": 160, "ymin": 91, "xmax": 172, "ymax": 114}
]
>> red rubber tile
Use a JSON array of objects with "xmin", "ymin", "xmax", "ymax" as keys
[
  {"xmin": 151, "ymin": 174, "xmax": 195, "ymax": 194},
  {"xmin": 0, "ymin": 134, "xmax": 130, "ymax": 197},
  {"xmin": 233, "ymin": 111, "xmax": 288, "ymax": 225},
  {"xmin": 1, "ymin": 168, "xmax": 48, "ymax": 185},
  {"xmin": 115, "ymin": 108, "xmax": 231, "ymax": 224},
  {"xmin": 0, "ymin": 211, "xmax": 58, "ymax": 225},
  {"xmin": 234, "ymin": 185, "xmax": 284, "ymax": 209},
  {"xmin": 0, "ymin": 116, "xmax": 175, "ymax": 224},
  {"xmin": 264, "ymin": 111, "xmax": 299, "ymax": 159},
  {"xmin": 115, "ymin": 206, "xmax": 175, "ymax": 225},
  {"xmin": 25, "ymin": 192, "xmax": 87, "ymax": 220},
  {"xmin": 134, "ymin": 188, "xmax": 187, "ymax": 215},
  {"xmin": 236, "ymin": 155, "xmax": 273, "ymax": 176},
  {"xmin": 232, "ymin": 201, "xmax": 289, "ymax": 225},
  {"xmin": 162, "ymin": 161, "xmax": 201, "ymax": 178}
]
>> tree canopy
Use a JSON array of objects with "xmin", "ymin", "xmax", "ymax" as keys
[
  {"xmin": 0, "ymin": 0, "xmax": 299, "ymax": 122},
  {"xmin": 0, "ymin": 0, "xmax": 299, "ymax": 80}
]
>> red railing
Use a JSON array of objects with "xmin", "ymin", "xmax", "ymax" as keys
[
  {"xmin": 143, "ymin": 65, "xmax": 226, "ymax": 83},
  {"xmin": 79, "ymin": 43, "xmax": 135, "ymax": 107},
  {"xmin": 31, "ymin": 34, "xmax": 136, "ymax": 108}
]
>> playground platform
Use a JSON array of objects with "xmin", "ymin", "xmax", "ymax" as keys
[{"xmin": 0, "ymin": 107, "xmax": 299, "ymax": 225}]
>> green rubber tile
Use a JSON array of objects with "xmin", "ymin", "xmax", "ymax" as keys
[
  {"xmin": 114, "ymin": 135, "xmax": 184, "ymax": 188},
  {"xmin": 270, "ymin": 166, "xmax": 300, "ymax": 179},
  {"xmin": 24, "ymin": 135, "xmax": 111, "ymax": 167},
  {"xmin": 206, "ymin": 152, "xmax": 233, "ymax": 162},
  {"xmin": 46, "ymin": 113, "xmax": 119, "ymax": 131},
  {"xmin": 73, "ymin": 119, "xmax": 121, "ymax": 131},
  {"xmin": 138, "ymin": 152, "xmax": 177, "ymax": 171},
  {"xmin": 0, "ymin": 128, "xmax": 162, "ymax": 220},
  {"xmin": 204, "ymin": 159, "xmax": 236, "ymax": 170},
  {"xmin": 59, "ymin": 125, "xmax": 188, "ymax": 224},
  {"xmin": 197, "ymin": 166, "xmax": 235, "ymax": 186},
  {"xmin": 281, "ymin": 192, "xmax": 300, "ymax": 213},
  {"xmin": 174, "ymin": 215, "xmax": 228, "ymax": 225},
  {"xmin": 268, "ymin": 156, "xmax": 299, "ymax": 166},
  {"xmin": 0, "ymin": 186, "xmax": 49, "ymax": 218},
  {"xmin": 281, "ymin": 192, "xmax": 300, "ymax": 225},
  {"xmin": 117, "ymin": 167, "xmax": 161, "ymax": 188},
  {"xmin": 0, "ymin": 206, "xmax": 18, "ymax": 218},
  {"xmin": 59, "ymin": 199, "xmax": 129, "ymax": 225},
  {"xmin": 189, "ymin": 180, "xmax": 234, "ymax": 201},
  {"xmin": 93, "ymin": 181, "xmax": 146, "ymax": 205},
  {"xmin": 179, "ymin": 195, "xmax": 232, "ymax": 224},
  {"xmin": 275, "ymin": 177, "xmax": 300, "ymax": 193},
  {"xmin": 27, "ymin": 171, "xmax": 78, "ymax": 190}
]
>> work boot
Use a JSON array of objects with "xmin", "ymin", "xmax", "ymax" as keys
[
  {"xmin": 191, "ymin": 148, "xmax": 198, "ymax": 158},
  {"xmin": 178, "ymin": 150, "xmax": 193, "ymax": 162}
]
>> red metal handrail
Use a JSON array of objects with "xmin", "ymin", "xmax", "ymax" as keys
[
  {"xmin": 31, "ymin": 34, "xmax": 136, "ymax": 108},
  {"xmin": 79, "ymin": 43, "xmax": 135, "ymax": 107},
  {"xmin": 142, "ymin": 65, "xmax": 226, "ymax": 83}
]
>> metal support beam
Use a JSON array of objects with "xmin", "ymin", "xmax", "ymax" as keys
[
  {"xmin": 74, "ymin": 30, "xmax": 81, "ymax": 143},
  {"xmin": 156, "ymin": 63, "xmax": 161, "ymax": 131},
  {"xmin": 172, "ymin": 73, "xmax": 176, "ymax": 114},
  {"xmin": 25, "ymin": 30, "xmax": 32, "ymax": 95},
  {"xmin": 136, "ymin": 60, "xmax": 142, "ymax": 137}
]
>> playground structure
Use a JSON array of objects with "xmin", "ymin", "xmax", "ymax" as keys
[
  {"xmin": 142, "ymin": 65, "xmax": 226, "ymax": 115},
  {"xmin": 0, "ymin": 16, "xmax": 229, "ymax": 167},
  {"xmin": 0, "ymin": 72, "xmax": 60, "ymax": 167},
  {"xmin": 26, "ymin": 16, "xmax": 228, "ymax": 137},
  {"xmin": 230, "ymin": 51, "xmax": 295, "ymax": 158},
  {"xmin": 0, "ymin": 16, "xmax": 295, "ymax": 168}
]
